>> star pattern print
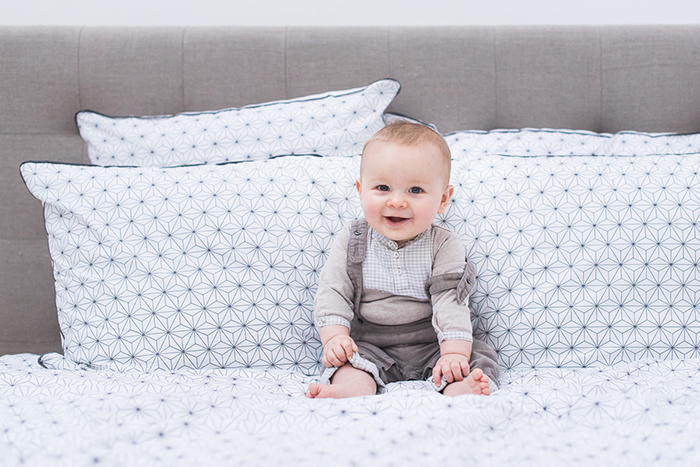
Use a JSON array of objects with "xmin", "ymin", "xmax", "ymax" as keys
[
  {"xmin": 445, "ymin": 128, "xmax": 700, "ymax": 158},
  {"xmin": 1, "ymin": 353, "xmax": 700, "ymax": 466},
  {"xmin": 77, "ymin": 79, "xmax": 400, "ymax": 166},
  {"xmin": 443, "ymin": 154, "xmax": 700, "ymax": 370},
  {"xmin": 20, "ymin": 151, "xmax": 700, "ymax": 375},
  {"xmin": 21, "ymin": 156, "xmax": 362, "ymax": 374},
  {"xmin": 15, "ymin": 142, "xmax": 700, "ymax": 467}
]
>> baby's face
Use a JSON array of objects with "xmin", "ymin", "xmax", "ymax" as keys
[{"xmin": 356, "ymin": 140, "xmax": 453, "ymax": 246}]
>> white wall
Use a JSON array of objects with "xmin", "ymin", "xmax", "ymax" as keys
[{"xmin": 3, "ymin": 0, "xmax": 700, "ymax": 26}]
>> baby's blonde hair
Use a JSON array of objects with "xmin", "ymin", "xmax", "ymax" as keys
[{"xmin": 361, "ymin": 121, "xmax": 452, "ymax": 184}]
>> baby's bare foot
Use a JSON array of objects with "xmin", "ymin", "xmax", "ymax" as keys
[
  {"xmin": 306, "ymin": 383, "xmax": 333, "ymax": 398},
  {"xmin": 307, "ymin": 365, "xmax": 377, "ymax": 399},
  {"xmin": 442, "ymin": 368, "xmax": 491, "ymax": 397},
  {"xmin": 306, "ymin": 382, "xmax": 374, "ymax": 399}
]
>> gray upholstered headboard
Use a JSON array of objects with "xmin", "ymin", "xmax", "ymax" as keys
[{"xmin": 2, "ymin": 25, "xmax": 700, "ymax": 356}]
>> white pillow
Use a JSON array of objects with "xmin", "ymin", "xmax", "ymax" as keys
[
  {"xmin": 445, "ymin": 128, "xmax": 610, "ymax": 158},
  {"xmin": 446, "ymin": 128, "xmax": 700, "ymax": 159},
  {"xmin": 609, "ymin": 131, "xmax": 700, "ymax": 156},
  {"xmin": 23, "ymin": 151, "xmax": 700, "ymax": 373},
  {"xmin": 443, "ymin": 153, "xmax": 700, "ymax": 370},
  {"xmin": 21, "ymin": 156, "xmax": 360, "ymax": 373},
  {"xmin": 76, "ymin": 79, "xmax": 400, "ymax": 167}
]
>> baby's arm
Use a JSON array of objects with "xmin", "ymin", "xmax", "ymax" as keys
[
  {"xmin": 319, "ymin": 325, "xmax": 358, "ymax": 368},
  {"xmin": 433, "ymin": 339, "xmax": 472, "ymax": 383},
  {"xmin": 429, "ymin": 228, "xmax": 499, "ymax": 393},
  {"xmin": 429, "ymin": 228, "xmax": 476, "ymax": 384},
  {"xmin": 313, "ymin": 225, "xmax": 358, "ymax": 368}
]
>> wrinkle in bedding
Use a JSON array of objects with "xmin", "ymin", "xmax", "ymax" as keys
[{"xmin": 1, "ymin": 353, "xmax": 699, "ymax": 466}]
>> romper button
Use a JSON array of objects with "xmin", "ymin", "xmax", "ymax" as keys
[
  {"xmin": 396, "ymin": 268, "xmax": 402, "ymax": 275},
  {"xmin": 354, "ymin": 230, "xmax": 362, "ymax": 236},
  {"xmin": 394, "ymin": 252, "xmax": 399, "ymax": 259}
]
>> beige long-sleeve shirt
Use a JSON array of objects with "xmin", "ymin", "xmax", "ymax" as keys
[{"xmin": 313, "ymin": 223, "xmax": 473, "ymax": 343}]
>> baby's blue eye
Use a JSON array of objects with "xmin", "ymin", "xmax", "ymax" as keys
[
  {"xmin": 409, "ymin": 187, "xmax": 423, "ymax": 194},
  {"xmin": 377, "ymin": 185, "xmax": 390, "ymax": 192}
]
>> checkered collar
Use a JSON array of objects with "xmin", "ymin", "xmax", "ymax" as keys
[{"xmin": 370, "ymin": 226, "xmax": 430, "ymax": 251}]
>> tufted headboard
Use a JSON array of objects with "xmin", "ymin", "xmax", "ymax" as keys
[{"xmin": 2, "ymin": 25, "xmax": 700, "ymax": 355}]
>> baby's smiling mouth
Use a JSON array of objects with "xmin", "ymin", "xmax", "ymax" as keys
[{"xmin": 385, "ymin": 216, "xmax": 409, "ymax": 225}]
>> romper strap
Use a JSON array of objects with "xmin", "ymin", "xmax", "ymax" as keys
[
  {"xmin": 347, "ymin": 218, "xmax": 369, "ymax": 316},
  {"xmin": 425, "ymin": 257, "xmax": 476, "ymax": 304},
  {"xmin": 347, "ymin": 218, "xmax": 369, "ymax": 263}
]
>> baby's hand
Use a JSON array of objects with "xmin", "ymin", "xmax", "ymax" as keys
[
  {"xmin": 322, "ymin": 335, "xmax": 359, "ymax": 368},
  {"xmin": 433, "ymin": 353, "xmax": 470, "ymax": 385}
]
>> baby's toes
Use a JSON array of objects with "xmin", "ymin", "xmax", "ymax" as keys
[{"xmin": 306, "ymin": 383, "xmax": 323, "ymax": 398}]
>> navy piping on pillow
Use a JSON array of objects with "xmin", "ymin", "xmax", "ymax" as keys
[
  {"xmin": 18, "ymin": 155, "xmax": 325, "ymax": 177},
  {"xmin": 615, "ymin": 130, "xmax": 698, "ymax": 137},
  {"xmin": 442, "ymin": 128, "xmax": 614, "ymax": 138},
  {"xmin": 74, "ymin": 78, "xmax": 401, "ymax": 125}
]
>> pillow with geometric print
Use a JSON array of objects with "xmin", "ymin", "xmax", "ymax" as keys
[
  {"xmin": 25, "ymin": 146, "xmax": 700, "ymax": 375},
  {"xmin": 77, "ymin": 78, "xmax": 400, "ymax": 167},
  {"xmin": 443, "ymin": 152, "xmax": 700, "ymax": 370},
  {"xmin": 445, "ymin": 127, "xmax": 700, "ymax": 159},
  {"xmin": 20, "ymin": 155, "xmax": 362, "ymax": 374},
  {"xmin": 445, "ymin": 128, "xmax": 611, "ymax": 158}
]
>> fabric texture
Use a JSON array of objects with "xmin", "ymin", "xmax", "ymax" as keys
[
  {"xmin": 363, "ymin": 227, "xmax": 433, "ymax": 301},
  {"xmin": 315, "ymin": 218, "xmax": 498, "ymax": 390},
  {"xmin": 76, "ymin": 79, "xmax": 400, "ymax": 166},
  {"xmin": 182, "ymin": 28, "xmax": 286, "ymax": 112},
  {"xmin": 0, "ymin": 28, "xmax": 81, "ymax": 134},
  {"xmin": 608, "ymin": 131, "xmax": 700, "ymax": 156},
  {"xmin": 446, "ymin": 153, "xmax": 700, "ymax": 370},
  {"xmin": 445, "ymin": 128, "xmax": 610, "ymax": 158},
  {"xmin": 7, "ymin": 25, "xmax": 700, "ymax": 467},
  {"xmin": 494, "ymin": 28, "xmax": 602, "ymax": 130},
  {"xmin": 320, "ymin": 341, "xmax": 442, "ymax": 389},
  {"xmin": 600, "ymin": 26, "xmax": 700, "ymax": 133},
  {"xmin": 445, "ymin": 127, "xmax": 700, "ymax": 159},
  {"xmin": 7, "ymin": 26, "xmax": 700, "ymax": 359},
  {"xmin": 313, "ymin": 222, "xmax": 474, "ymax": 342},
  {"xmin": 78, "ymin": 29, "xmax": 184, "ymax": 118},
  {"xmin": 3, "ymin": 353, "xmax": 700, "ymax": 466},
  {"xmin": 21, "ymin": 150, "xmax": 700, "ymax": 374},
  {"xmin": 20, "ymin": 156, "xmax": 363, "ymax": 373}
]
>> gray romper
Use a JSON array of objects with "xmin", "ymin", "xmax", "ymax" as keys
[{"xmin": 314, "ymin": 218, "xmax": 499, "ymax": 390}]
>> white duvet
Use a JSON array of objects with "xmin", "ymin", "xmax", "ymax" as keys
[{"xmin": 1, "ymin": 353, "xmax": 699, "ymax": 466}]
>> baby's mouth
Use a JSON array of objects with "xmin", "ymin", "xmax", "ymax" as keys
[{"xmin": 385, "ymin": 216, "xmax": 409, "ymax": 225}]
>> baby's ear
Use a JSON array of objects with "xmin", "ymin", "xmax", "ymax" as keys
[
  {"xmin": 355, "ymin": 179, "xmax": 362, "ymax": 198},
  {"xmin": 437, "ymin": 184, "xmax": 454, "ymax": 214}
]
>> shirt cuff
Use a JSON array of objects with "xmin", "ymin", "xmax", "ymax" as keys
[
  {"xmin": 437, "ymin": 330, "xmax": 473, "ymax": 344},
  {"xmin": 314, "ymin": 315, "xmax": 352, "ymax": 329}
]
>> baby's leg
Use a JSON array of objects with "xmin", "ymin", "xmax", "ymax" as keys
[
  {"xmin": 442, "ymin": 368, "xmax": 491, "ymax": 397},
  {"xmin": 307, "ymin": 364, "xmax": 377, "ymax": 399}
]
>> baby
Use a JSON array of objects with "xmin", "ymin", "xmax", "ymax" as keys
[{"xmin": 307, "ymin": 121, "xmax": 499, "ymax": 398}]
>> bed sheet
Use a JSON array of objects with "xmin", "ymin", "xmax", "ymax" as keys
[{"xmin": 1, "ymin": 353, "xmax": 699, "ymax": 466}]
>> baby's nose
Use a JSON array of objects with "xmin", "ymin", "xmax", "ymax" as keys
[{"xmin": 387, "ymin": 193, "xmax": 408, "ymax": 207}]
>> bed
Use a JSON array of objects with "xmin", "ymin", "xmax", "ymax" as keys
[{"xmin": 2, "ymin": 26, "xmax": 700, "ymax": 466}]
